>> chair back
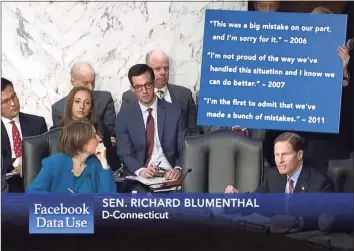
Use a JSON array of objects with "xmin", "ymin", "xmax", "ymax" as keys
[
  {"xmin": 328, "ymin": 157, "xmax": 353, "ymax": 193},
  {"xmin": 183, "ymin": 130, "xmax": 264, "ymax": 193},
  {"xmin": 22, "ymin": 128, "xmax": 62, "ymax": 189}
]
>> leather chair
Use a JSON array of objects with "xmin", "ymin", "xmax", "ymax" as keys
[
  {"xmin": 22, "ymin": 128, "xmax": 62, "ymax": 189},
  {"xmin": 327, "ymin": 157, "xmax": 353, "ymax": 193},
  {"xmin": 182, "ymin": 129, "xmax": 264, "ymax": 193}
]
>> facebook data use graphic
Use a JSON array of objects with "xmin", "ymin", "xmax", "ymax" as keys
[{"xmin": 1, "ymin": 194, "xmax": 353, "ymax": 234}]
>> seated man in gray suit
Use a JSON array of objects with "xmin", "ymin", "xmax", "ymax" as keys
[
  {"xmin": 52, "ymin": 62, "xmax": 116, "ymax": 140},
  {"xmin": 121, "ymin": 50, "xmax": 199, "ymax": 136}
]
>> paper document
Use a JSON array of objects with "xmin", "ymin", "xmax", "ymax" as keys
[
  {"xmin": 125, "ymin": 176, "xmax": 169, "ymax": 186},
  {"xmin": 6, "ymin": 172, "xmax": 19, "ymax": 179}
]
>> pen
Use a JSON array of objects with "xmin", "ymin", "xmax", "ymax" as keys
[
  {"xmin": 68, "ymin": 188, "xmax": 74, "ymax": 193},
  {"xmin": 156, "ymin": 161, "xmax": 162, "ymax": 171}
]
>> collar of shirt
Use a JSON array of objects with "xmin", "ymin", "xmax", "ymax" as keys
[
  {"xmin": 138, "ymin": 97, "xmax": 158, "ymax": 114},
  {"xmin": 288, "ymin": 164, "xmax": 302, "ymax": 183},
  {"xmin": 1, "ymin": 115, "xmax": 20, "ymax": 126},
  {"xmin": 155, "ymin": 85, "xmax": 168, "ymax": 96}
]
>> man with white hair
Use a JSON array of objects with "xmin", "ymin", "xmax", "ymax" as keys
[
  {"xmin": 121, "ymin": 50, "xmax": 199, "ymax": 136},
  {"xmin": 52, "ymin": 62, "xmax": 116, "ymax": 138}
]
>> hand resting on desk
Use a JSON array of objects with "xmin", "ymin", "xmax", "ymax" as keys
[{"xmin": 139, "ymin": 164, "xmax": 181, "ymax": 180}]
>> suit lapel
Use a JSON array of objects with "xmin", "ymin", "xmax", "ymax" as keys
[
  {"xmin": 1, "ymin": 121, "xmax": 11, "ymax": 153},
  {"xmin": 167, "ymin": 84, "xmax": 177, "ymax": 104},
  {"xmin": 133, "ymin": 104, "xmax": 147, "ymax": 150},
  {"xmin": 294, "ymin": 166, "xmax": 310, "ymax": 193},
  {"xmin": 157, "ymin": 99, "xmax": 166, "ymax": 144},
  {"xmin": 19, "ymin": 113, "xmax": 32, "ymax": 137}
]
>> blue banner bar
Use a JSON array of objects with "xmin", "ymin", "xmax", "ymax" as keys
[{"xmin": 2, "ymin": 194, "xmax": 353, "ymax": 234}]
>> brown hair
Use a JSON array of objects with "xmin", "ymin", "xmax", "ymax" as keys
[
  {"xmin": 274, "ymin": 132, "xmax": 305, "ymax": 152},
  {"xmin": 60, "ymin": 86, "xmax": 97, "ymax": 127},
  {"xmin": 60, "ymin": 120, "xmax": 96, "ymax": 156}
]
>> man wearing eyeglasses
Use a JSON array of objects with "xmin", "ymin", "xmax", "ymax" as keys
[
  {"xmin": 116, "ymin": 64, "xmax": 187, "ymax": 192},
  {"xmin": 121, "ymin": 50, "xmax": 199, "ymax": 136},
  {"xmin": 1, "ymin": 78, "xmax": 47, "ymax": 192}
]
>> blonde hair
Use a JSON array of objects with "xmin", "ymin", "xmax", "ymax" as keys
[{"xmin": 311, "ymin": 6, "xmax": 333, "ymax": 14}]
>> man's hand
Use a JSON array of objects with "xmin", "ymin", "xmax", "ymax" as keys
[
  {"xmin": 225, "ymin": 185, "xmax": 239, "ymax": 193},
  {"xmin": 13, "ymin": 157, "xmax": 23, "ymax": 177},
  {"xmin": 164, "ymin": 169, "xmax": 181, "ymax": 180},
  {"xmin": 338, "ymin": 46, "xmax": 350, "ymax": 72},
  {"xmin": 110, "ymin": 137, "xmax": 116, "ymax": 146},
  {"xmin": 140, "ymin": 164, "xmax": 157, "ymax": 178}
]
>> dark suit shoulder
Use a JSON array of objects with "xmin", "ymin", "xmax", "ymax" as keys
[
  {"xmin": 52, "ymin": 97, "xmax": 66, "ymax": 110},
  {"xmin": 93, "ymin": 90, "xmax": 112, "ymax": 100},
  {"xmin": 122, "ymin": 90, "xmax": 135, "ymax": 99},
  {"xmin": 20, "ymin": 112, "xmax": 46, "ymax": 123},
  {"xmin": 169, "ymin": 84, "xmax": 193, "ymax": 95}
]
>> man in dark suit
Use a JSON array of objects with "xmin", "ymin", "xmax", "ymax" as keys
[
  {"xmin": 116, "ymin": 64, "xmax": 187, "ymax": 190},
  {"xmin": 225, "ymin": 132, "xmax": 332, "ymax": 193},
  {"xmin": 225, "ymin": 132, "xmax": 332, "ymax": 230},
  {"xmin": 51, "ymin": 62, "xmax": 116, "ymax": 139},
  {"xmin": 1, "ymin": 78, "xmax": 48, "ymax": 192},
  {"xmin": 121, "ymin": 50, "xmax": 199, "ymax": 136}
]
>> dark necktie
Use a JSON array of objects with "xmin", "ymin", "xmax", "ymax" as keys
[
  {"xmin": 10, "ymin": 121, "xmax": 22, "ymax": 157},
  {"xmin": 288, "ymin": 177, "xmax": 294, "ymax": 193},
  {"xmin": 144, "ymin": 108, "xmax": 155, "ymax": 166},
  {"xmin": 157, "ymin": 90, "xmax": 164, "ymax": 100}
]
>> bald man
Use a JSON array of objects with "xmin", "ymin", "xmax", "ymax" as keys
[
  {"xmin": 51, "ymin": 62, "xmax": 116, "ymax": 136},
  {"xmin": 121, "ymin": 50, "xmax": 199, "ymax": 136},
  {"xmin": 253, "ymin": 1, "xmax": 279, "ymax": 12}
]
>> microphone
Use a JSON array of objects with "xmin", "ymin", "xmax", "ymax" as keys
[{"xmin": 175, "ymin": 168, "xmax": 192, "ymax": 191}]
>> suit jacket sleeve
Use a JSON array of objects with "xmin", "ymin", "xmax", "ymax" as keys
[
  {"xmin": 103, "ymin": 93, "xmax": 116, "ymax": 136},
  {"xmin": 51, "ymin": 104, "xmax": 61, "ymax": 127},
  {"xmin": 115, "ymin": 110, "xmax": 143, "ymax": 174},
  {"xmin": 26, "ymin": 158, "xmax": 53, "ymax": 193},
  {"xmin": 176, "ymin": 109, "xmax": 188, "ymax": 168},
  {"xmin": 39, "ymin": 117, "xmax": 48, "ymax": 134},
  {"xmin": 186, "ymin": 91, "xmax": 199, "ymax": 136},
  {"xmin": 96, "ymin": 163, "xmax": 116, "ymax": 193}
]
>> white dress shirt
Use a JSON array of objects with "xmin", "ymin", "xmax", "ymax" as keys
[
  {"xmin": 155, "ymin": 85, "xmax": 171, "ymax": 103},
  {"xmin": 1, "ymin": 115, "xmax": 22, "ymax": 167},
  {"xmin": 285, "ymin": 165, "xmax": 302, "ymax": 193},
  {"xmin": 134, "ymin": 98, "xmax": 179, "ymax": 176}
]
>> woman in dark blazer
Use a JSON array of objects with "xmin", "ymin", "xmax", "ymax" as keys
[
  {"xmin": 51, "ymin": 86, "xmax": 120, "ymax": 170},
  {"xmin": 27, "ymin": 120, "xmax": 116, "ymax": 193}
]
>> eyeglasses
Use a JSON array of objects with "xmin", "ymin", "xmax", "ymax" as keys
[
  {"xmin": 133, "ymin": 82, "xmax": 154, "ymax": 92},
  {"xmin": 1, "ymin": 93, "xmax": 18, "ymax": 106}
]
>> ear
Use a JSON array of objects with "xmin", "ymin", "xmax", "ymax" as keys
[
  {"xmin": 130, "ymin": 85, "xmax": 135, "ymax": 93},
  {"xmin": 297, "ymin": 150, "xmax": 304, "ymax": 160}
]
